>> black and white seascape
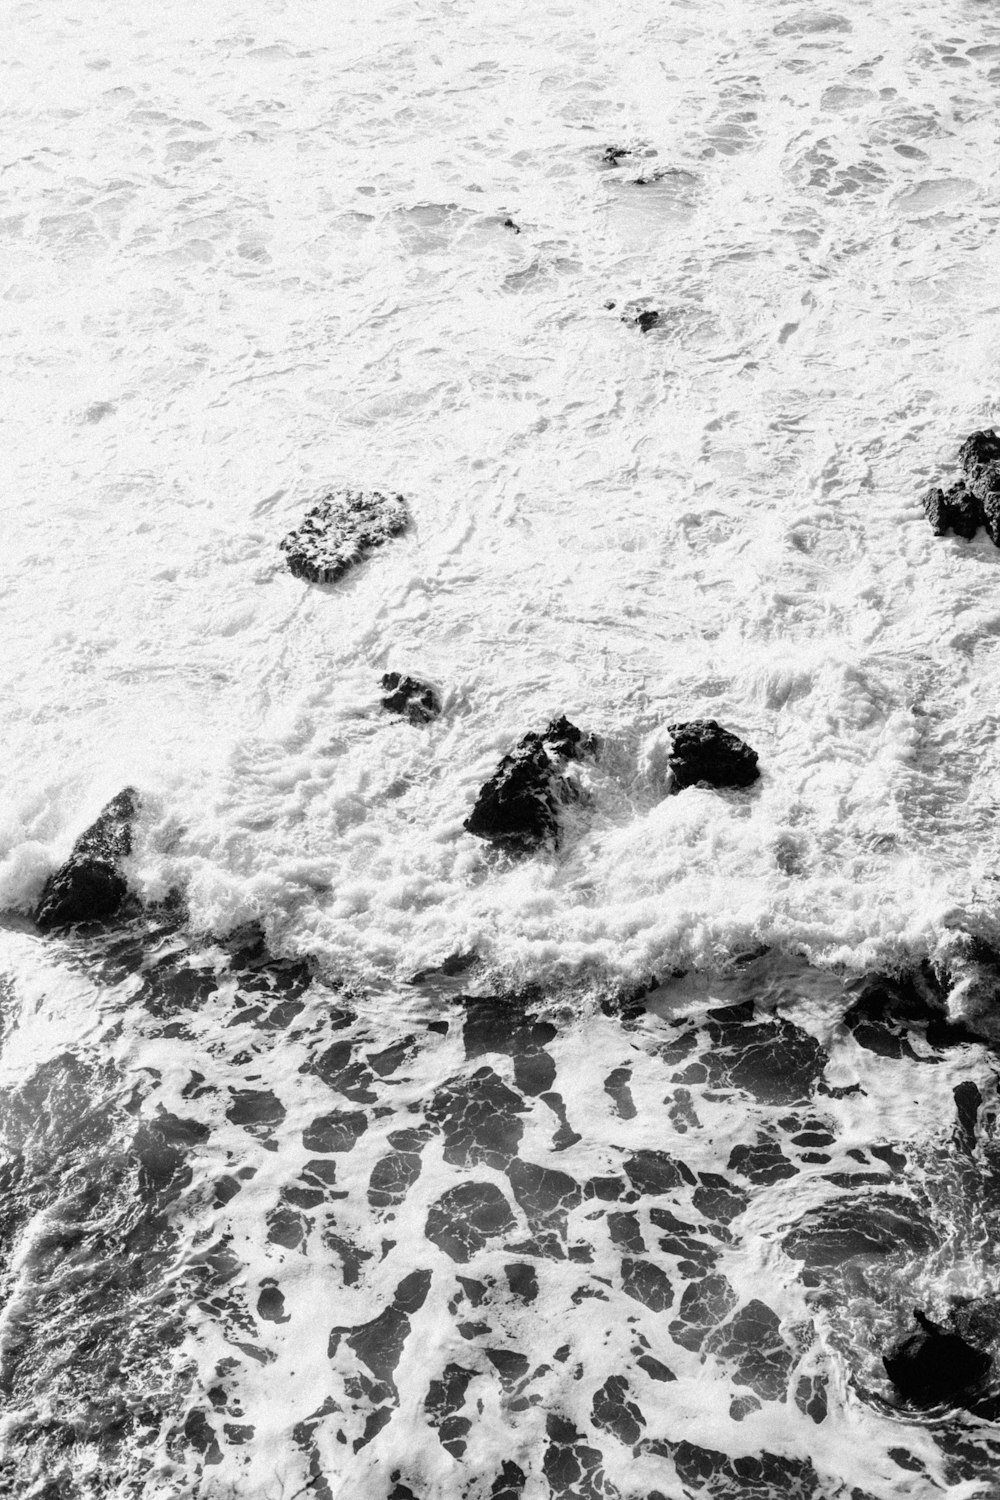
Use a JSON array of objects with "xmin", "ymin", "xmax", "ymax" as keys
[{"xmin": 5, "ymin": 1, "xmax": 1000, "ymax": 1496}]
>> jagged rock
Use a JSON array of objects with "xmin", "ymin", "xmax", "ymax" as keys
[
  {"xmin": 922, "ymin": 481, "xmax": 980, "ymax": 540},
  {"xmin": 979, "ymin": 489, "xmax": 1000, "ymax": 547},
  {"xmin": 959, "ymin": 433, "xmax": 1000, "ymax": 544},
  {"xmin": 846, "ymin": 939, "xmax": 1000, "ymax": 1052},
  {"xmin": 380, "ymin": 673, "xmax": 440, "ymax": 725},
  {"xmin": 958, "ymin": 428, "xmax": 1000, "ymax": 477},
  {"xmin": 622, "ymin": 308, "xmax": 660, "ymax": 333},
  {"xmin": 602, "ymin": 145, "xmax": 632, "ymax": 165},
  {"xmin": 666, "ymin": 721, "xmax": 759, "ymax": 791},
  {"xmin": 933, "ymin": 932, "xmax": 1000, "ymax": 1041},
  {"xmin": 883, "ymin": 1308, "xmax": 991, "ymax": 1405},
  {"xmin": 35, "ymin": 788, "xmax": 138, "ymax": 931},
  {"xmin": 464, "ymin": 717, "xmax": 596, "ymax": 854},
  {"xmin": 280, "ymin": 490, "xmax": 408, "ymax": 584}
]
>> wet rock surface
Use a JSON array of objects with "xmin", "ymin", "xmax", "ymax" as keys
[
  {"xmin": 379, "ymin": 671, "xmax": 441, "ymax": 724},
  {"xmin": 666, "ymin": 720, "xmax": 760, "ymax": 791},
  {"xmin": 464, "ymin": 715, "xmax": 596, "ymax": 853},
  {"xmin": 34, "ymin": 787, "xmax": 138, "ymax": 930},
  {"xmin": 279, "ymin": 490, "xmax": 408, "ymax": 584},
  {"xmin": 922, "ymin": 429, "xmax": 1000, "ymax": 545},
  {"xmin": 922, "ymin": 480, "xmax": 979, "ymax": 540},
  {"xmin": 848, "ymin": 939, "xmax": 1000, "ymax": 1050}
]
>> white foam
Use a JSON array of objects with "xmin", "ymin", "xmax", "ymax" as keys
[{"xmin": 3, "ymin": 0, "xmax": 1000, "ymax": 1001}]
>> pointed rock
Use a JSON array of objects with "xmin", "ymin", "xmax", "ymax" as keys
[
  {"xmin": 464, "ymin": 718, "xmax": 596, "ymax": 854},
  {"xmin": 35, "ymin": 788, "xmax": 138, "ymax": 930}
]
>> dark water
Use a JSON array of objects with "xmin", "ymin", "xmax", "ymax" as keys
[{"xmin": 1, "ymin": 923, "xmax": 999, "ymax": 1498}]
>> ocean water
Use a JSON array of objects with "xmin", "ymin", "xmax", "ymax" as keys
[{"xmin": 3, "ymin": 0, "xmax": 1000, "ymax": 1493}]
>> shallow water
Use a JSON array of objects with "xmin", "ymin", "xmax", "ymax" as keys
[{"xmin": 5, "ymin": 0, "xmax": 1000, "ymax": 1493}]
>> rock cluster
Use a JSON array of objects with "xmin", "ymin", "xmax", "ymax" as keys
[
  {"xmin": 380, "ymin": 673, "xmax": 441, "ymax": 725},
  {"xmin": 923, "ymin": 429, "xmax": 1000, "ymax": 542},
  {"xmin": 280, "ymin": 490, "xmax": 408, "ymax": 584},
  {"xmin": 884, "ymin": 1308, "xmax": 991, "ymax": 1406},
  {"xmin": 35, "ymin": 787, "xmax": 138, "ymax": 930},
  {"xmin": 464, "ymin": 716, "xmax": 597, "ymax": 854},
  {"xmin": 666, "ymin": 720, "xmax": 760, "ymax": 791}
]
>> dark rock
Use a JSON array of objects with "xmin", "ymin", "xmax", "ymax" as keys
[
  {"xmin": 35, "ymin": 788, "xmax": 138, "ymax": 930},
  {"xmin": 932, "ymin": 430, "xmax": 1000, "ymax": 545},
  {"xmin": 622, "ymin": 308, "xmax": 660, "ymax": 333},
  {"xmin": 922, "ymin": 481, "xmax": 980, "ymax": 540},
  {"xmin": 602, "ymin": 145, "xmax": 632, "ymax": 165},
  {"xmin": 979, "ymin": 486, "xmax": 1000, "ymax": 547},
  {"xmin": 932, "ymin": 933, "xmax": 1000, "ymax": 1042},
  {"xmin": 280, "ymin": 490, "xmax": 408, "ymax": 584},
  {"xmin": 956, "ymin": 433, "xmax": 1000, "ymax": 542},
  {"xmin": 883, "ymin": 1309, "xmax": 991, "ymax": 1405},
  {"xmin": 958, "ymin": 429, "xmax": 1000, "ymax": 478},
  {"xmin": 502, "ymin": 217, "xmax": 520, "ymax": 233},
  {"xmin": 845, "ymin": 958, "xmax": 986, "ymax": 1052},
  {"xmin": 666, "ymin": 720, "xmax": 759, "ymax": 791},
  {"xmin": 463, "ymin": 717, "xmax": 596, "ymax": 854},
  {"xmin": 380, "ymin": 672, "xmax": 441, "ymax": 725}
]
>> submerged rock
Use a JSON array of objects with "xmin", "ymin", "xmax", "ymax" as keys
[
  {"xmin": 280, "ymin": 490, "xmax": 408, "ymax": 584},
  {"xmin": 35, "ymin": 788, "xmax": 138, "ymax": 930},
  {"xmin": 847, "ymin": 935, "xmax": 1000, "ymax": 1051},
  {"xmin": 933, "ymin": 931, "xmax": 1000, "ymax": 1042},
  {"xmin": 380, "ymin": 672, "xmax": 441, "ymax": 725},
  {"xmin": 621, "ymin": 307, "xmax": 661, "ymax": 333},
  {"xmin": 922, "ymin": 481, "xmax": 979, "ymax": 540},
  {"xmin": 464, "ymin": 717, "xmax": 596, "ymax": 854},
  {"xmin": 883, "ymin": 1308, "xmax": 991, "ymax": 1406},
  {"xmin": 667, "ymin": 720, "xmax": 760, "ymax": 791}
]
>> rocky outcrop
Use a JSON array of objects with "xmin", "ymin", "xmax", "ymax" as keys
[
  {"xmin": 922, "ymin": 429, "xmax": 1000, "ymax": 543},
  {"xmin": 922, "ymin": 481, "xmax": 979, "ymax": 540},
  {"xmin": 932, "ymin": 931, "xmax": 1000, "ymax": 1042},
  {"xmin": 958, "ymin": 428, "xmax": 1000, "ymax": 481},
  {"xmin": 667, "ymin": 721, "xmax": 759, "ymax": 791},
  {"xmin": 380, "ymin": 673, "xmax": 441, "ymax": 725},
  {"xmin": 280, "ymin": 490, "xmax": 408, "ymax": 584},
  {"xmin": 883, "ymin": 1308, "xmax": 991, "ymax": 1406},
  {"xmin": 35, "ymin": 788, "xmax": 138, "ymax": 930},
  {"xmin": 464, "ymin": 717, "xmax": 597, "ymax": 855},
  {"xmin": 845, "ymin": 933, "xmax": 1000, "ymax": 1052}
]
